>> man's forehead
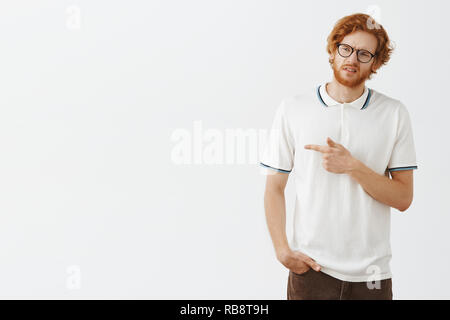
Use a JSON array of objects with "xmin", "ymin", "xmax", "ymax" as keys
[{"xmin": 341, "ymin": 31, "xmax": 377, "ymax": 51}]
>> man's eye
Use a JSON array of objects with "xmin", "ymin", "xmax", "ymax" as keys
[{"xmin": 360, "ymin": 51, "xmax": 370, "ymax": 57}]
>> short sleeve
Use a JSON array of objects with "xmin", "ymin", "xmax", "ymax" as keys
[
  {"xmin": 259, "ymin": 99, "xmax": 295, "ymax": 174},
  {"xmin": 387, "ymin": 102, "xmax": 418, "ymax": 172}
]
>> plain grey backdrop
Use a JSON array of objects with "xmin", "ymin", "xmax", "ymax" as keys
[{"xmin": 0, "ymin": 0, "xmax": 448, "ymax": 299}]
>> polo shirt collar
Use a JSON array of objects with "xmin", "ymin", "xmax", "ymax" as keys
[{"xmin": 317, "ymin": 83, "xmax": 372, "ymax": 110}]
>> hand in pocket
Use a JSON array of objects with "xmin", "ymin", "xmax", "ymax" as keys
[{"xmin": 278, "ymin": 249, "xmax": 321, "ymax": 275}]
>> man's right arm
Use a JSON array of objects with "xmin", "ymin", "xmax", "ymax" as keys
[
  {"xmin": 263, "ymin": 171, "xmax": 321, "ymax": 274},
  {"xmin": 263, "ymin": 171, "xmax": 291, "ymax": 260}
]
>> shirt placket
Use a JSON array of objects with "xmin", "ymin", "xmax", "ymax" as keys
[
  {"xmin": 339, "ymin": 103, "xmax": 351, "ymax": 228},
  {"xmin": 340, "ymin": 103, "xmax": 351, "ymax": 144}
]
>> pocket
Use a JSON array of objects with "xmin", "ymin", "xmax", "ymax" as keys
[{"xmin": 291, "ymin": 267, "xmax": 312, "ymax": 276}]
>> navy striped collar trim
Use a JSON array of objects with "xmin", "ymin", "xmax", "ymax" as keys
[{"xmin": 316, "ymin": 84, "xmax": 372, "ymax": 110}]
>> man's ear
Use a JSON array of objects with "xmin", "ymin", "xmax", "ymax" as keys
[{"xmin": 329, "ymin": 53, "xmax": 335, "ymax": 65}]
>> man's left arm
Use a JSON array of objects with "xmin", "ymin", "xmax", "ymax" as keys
[
  {"xmin": 304, "ymin": 136, "xmax": 415, "ymax": 212},
  {"xmin": 347, "ymin": 158, "xmax": 414, "ymax": 212}
]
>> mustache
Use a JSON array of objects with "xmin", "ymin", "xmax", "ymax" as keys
[{"xmin": 342, "ymin": 65, "xmax": 359, "ymax": 70}]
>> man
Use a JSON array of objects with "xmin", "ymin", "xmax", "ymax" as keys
[{"xmin": 260, "ymin": 13, "xmax": 418, "ymax": 300}]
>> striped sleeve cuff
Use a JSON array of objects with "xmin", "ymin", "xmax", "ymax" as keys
[
  {"xmin": 259, "ymin": 162, "xmax": 292, "ymax": 174},
  {"xmin": 387, "ymin": 166, "xmax": 418, "ymax": 172}
]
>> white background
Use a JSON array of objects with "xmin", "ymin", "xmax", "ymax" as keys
[{"xmin": 0, "ymin": 0, "xmax": 448, "ymax": 299}]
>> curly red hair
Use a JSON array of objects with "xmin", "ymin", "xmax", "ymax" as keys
[{"xmin": 327, "ymin": 13, "xmax": 394, "ymax": 79}]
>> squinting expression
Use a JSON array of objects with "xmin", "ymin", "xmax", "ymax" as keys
[{"xmin": 331, "ymin": 30, "xmax": 378, "ymax": 88}]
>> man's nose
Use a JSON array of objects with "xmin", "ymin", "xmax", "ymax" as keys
[{"xmin": 346, "ymin": 50, "xmax": 359, "ymax": 64}]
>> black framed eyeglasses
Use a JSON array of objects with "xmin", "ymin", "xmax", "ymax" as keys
[{"xmin": 336, "ymin": 43, "xmax": 376, "ymax": 63}]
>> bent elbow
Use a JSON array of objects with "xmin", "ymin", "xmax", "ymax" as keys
[{"xmin": 398, "ymin": 198, "xmax": 413, "ymax": 212}]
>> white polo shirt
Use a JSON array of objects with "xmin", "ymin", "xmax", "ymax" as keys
[{"xmin": 260, "ymin": 82, "xmax": 418, "ymax": 282}]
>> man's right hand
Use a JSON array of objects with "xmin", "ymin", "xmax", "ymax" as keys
[{"xmin": 277, "ymin": 249, "xmax": 321, "ymax": 275}]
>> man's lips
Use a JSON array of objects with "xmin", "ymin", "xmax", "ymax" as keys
[{"xmin": 343, "ymin": 66, "xmax": 358, "ymax": 73}]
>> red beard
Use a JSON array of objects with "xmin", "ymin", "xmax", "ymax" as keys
[{"xmin": 332, "ymin": 63, "xmax": 372, "ymax": 88}]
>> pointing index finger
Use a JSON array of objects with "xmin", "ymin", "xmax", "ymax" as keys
[{"xmin": 304, "ymin": 144, "xmax": 325, "ymax": 152}]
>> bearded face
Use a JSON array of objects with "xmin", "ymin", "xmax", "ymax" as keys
[{"xmin": 329, "ymin": 31, "xmax": 379, "ymax": 88}]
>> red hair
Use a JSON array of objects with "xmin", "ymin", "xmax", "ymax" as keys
[{"xmin": 327, "ymin": 13, "xmax": 394, "ymax": 79}]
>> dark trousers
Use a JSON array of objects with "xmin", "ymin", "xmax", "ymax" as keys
[{"xmin": 287, "ymin": 269, "xmax": 393, "ymax": 300}]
